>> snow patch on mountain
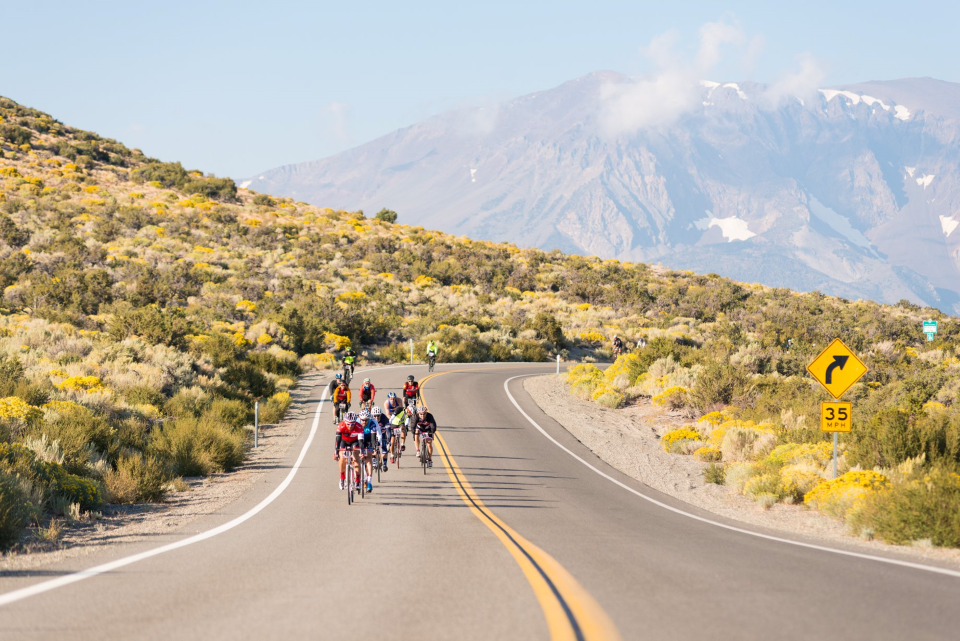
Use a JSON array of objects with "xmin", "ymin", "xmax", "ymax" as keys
[
  {"xmin": 808, "ymin": 196, "xmax": 874, "ymax": 250},
  {"xmin": 917, "ymin": 174, "xmax": 935, "ymax": 189},
  {"xmin": 820, "ymin": 89, "xmax": 911, "ymax": 120},
  {"xmin": 941, "ymin": 215, "xmax": 959, "ymax": 237},
  {"xmin": 239, "ymin": 180, "xmax": 252, "ymax": 189},
  {"xmin": 695, "ymin": 213, "xmax": 756, "ymax": 241},
  {"xmin": 906, "ymin": 167, "xmax": 917, "ymax": 177}
]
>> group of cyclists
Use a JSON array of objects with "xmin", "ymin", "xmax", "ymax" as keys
[{"xmin": 331, "ymin": 345, "xmax": 439, "ymax": 494}]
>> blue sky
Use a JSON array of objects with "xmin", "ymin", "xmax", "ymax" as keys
[{"xmin": 4, "ymin": 1, "xmax": 959, "ymax": 178}]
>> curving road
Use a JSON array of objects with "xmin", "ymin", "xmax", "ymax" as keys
[{"xmin": 1, "ymin": 363, "xmax": 960, "ymax": 640}]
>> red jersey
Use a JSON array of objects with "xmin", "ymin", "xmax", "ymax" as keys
[
  {"xmin": 336, "ymin": 421, "xmax": 363, "ymax": 444},
  {"xmin": 403, "ymin": 382, "xmax": 420, "ymax": 398}
]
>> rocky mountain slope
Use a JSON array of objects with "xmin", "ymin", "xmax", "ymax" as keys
[{"xmin": 245, "ymin": 73, "xmax": 960, "ymax": 313}]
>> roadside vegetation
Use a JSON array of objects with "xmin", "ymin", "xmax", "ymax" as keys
[
  {"xmin": 567, "ymin": 313, "xmax": 960, "ymax": 548},
  {"xmin": 1, "ymin": 95, "xmax": 956, "ymax": 552}
]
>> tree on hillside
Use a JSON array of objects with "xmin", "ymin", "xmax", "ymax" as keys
[{"xmin": 375, "ymin": 208, "xmax": 398, "ymax": 223}]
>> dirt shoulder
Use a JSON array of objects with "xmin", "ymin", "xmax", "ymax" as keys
[
  {"xmin": 523, "ymin": 374, "xmax": 960, "ymax": 567},
  {"xmin": 0, "ymin": 371, "xmax": 327, "ymax": 574}
]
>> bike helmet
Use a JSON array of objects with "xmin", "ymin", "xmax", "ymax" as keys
[
  {"xmin": 345, "ymin": 412, "xmax": 357, "ymax": 423},
  {"xmin": 406, "ymin": 375, "xmax": 414, "ymax": 382},
  {"xmin": 387, "ymin": 392, "xmax": 397, "ymax": 399},
  {"xmin": 363, "ymin": 378, "xmax": 370, "ymax": 383},
  {"xmin": 335, "ymin": 372, "xmax": 342, "ymax": 380},
  {"xmin": 416, "ymin": 405, "xmax": 427, "ymax": 415},
  {"xmin": 371, "ymin": 406, "xmax": 382, "ymax": 416},
  {"xmin": 358, "ymin": 409, "xmax": 370, "ymax": 421}
]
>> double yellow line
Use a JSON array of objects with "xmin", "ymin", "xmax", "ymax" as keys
[{"xmin": 420, "ymin": 370, "xmax": 621, "ymax": 641}]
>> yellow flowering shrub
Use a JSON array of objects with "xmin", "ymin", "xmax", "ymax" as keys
[
  {"xmin": 661, "ymin": 428, "xmax": 702, "ymax": 452},
  {"xmin": 233, "ymin": 331, "xmax": 251, "ymax": 347},
  {"xmin": 804, "ymin": 470, "xmax": 889, "ymax": 519},
  {"xmin": 578, "ymin": 330, "xmax": 605, "ymax": 343},
  {"xmin": 591, "ymin": 383, "xmax": 625, "ymax": 408},
  {"xmin": 324, "ymin": 332, "xmax": 352, "ymax": 351},
  {"xmin": 235, "ymin": 300, "xmax": 256, "ymax": 313},
  {"xmin": 57, "ymin": 376, "xmax": 106, "ymax": 393},
  {"xmin": 0, "ymin": 397, "xmax": 42, "ymax": 426},
  {"xmin": 652, "ymin": 386, "xmax": 688, "ymax": 409},
  {"xmin": 603, "ymin": 353, "xmax": 643, "ymax": 388},
  {"xmin": 566, "ymin": 363, "xmax": 603, "ymax": 398},
  {"xmin": 694, "ymin": 446, "xmax": 721, "ymax": 462},
  {"xmin": 414, "ymin": 275, "xmax": 436, "ymax": 287},
  {"xmin": 256, "ymin": 333, "xmax": 273, "ymax": 345},
  {"xmin": 336, "ymin": 291, "xmax": 366, "ymax": 302}
]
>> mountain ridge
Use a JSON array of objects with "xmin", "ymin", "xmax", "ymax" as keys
[{"xmin": 245, "ymin": 73, "xmax": 960, "ymax": 313}]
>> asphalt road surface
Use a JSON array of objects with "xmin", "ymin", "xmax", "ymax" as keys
[{"xmin": 2, "ymin": 363, "xmax": 960, "ymax": 640}]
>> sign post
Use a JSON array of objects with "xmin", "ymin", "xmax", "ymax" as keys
[
  {"xmin": 409, "ymin": 338, "xmax": 413, "ymax": 365},
  {"xmin": 923, "ymin": 319, "xmax": 938, "ymax": 342},
  {"xmin": 808, "ymin": 339, "xmax": 867, "ymax": 478}
]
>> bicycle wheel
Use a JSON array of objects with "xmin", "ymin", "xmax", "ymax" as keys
[
  {"xmin": 376, "ymin": 446, "xmax": 382, "ymax": 483},
  {"xmin": 421, "ymin": 440, "xmax": 427, "ymax": 475},
  {"xmin": 347, "ymin": 463, "xmax": 353, "ymax": 505}
]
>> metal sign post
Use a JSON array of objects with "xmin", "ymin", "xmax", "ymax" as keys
[
  {"xmin": 254, "ymin": 400, "xmax": 259, "ymax": 448},
  {"xmin": 409, "ymin": 338, "xmax": 413, "ymax": 365},
  {"xmin": 810, "ymin": 341, "xmax": 864, "ymax": 479},
  {"xmin": 556, "ymin": 354, "xmax": 560, "ymax": 376}
]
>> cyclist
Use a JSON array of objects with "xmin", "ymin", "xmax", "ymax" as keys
[
  {"xmin": 389, "ymin": 404, "xmax": 410, "ymax": 460},
  {"xmin": 383, "ymin": 391, "xmax": 403, "ymax": 420},
  {"xmin": 359, "ymin": 377, "xmax": 376, "ymax": 410},
  {"xmin": 328, "ymin": 372, "xmax": 343, "ymax": 397},
  {"xmin": 331, "ymin": 379, "xmax": 351, "ymax": 424},
  {"xmin": 426, "ymin": 340, "xmax": 439, "ymax": 370},
  {"xmin": 342, "ymin": 347, "xmax": 358, "ymax": 378},
  {"xmin": 358, "ymin": 409, "xmax": 381, "ymax": 492},
  {"xmin": 372, "ymin": 406, "xmax": 390, "ymax": 471},
  {"xmin": 612, "ymin": 335, "xmax": 624, "ymax": 358},
  {"xmin": 334, "ymin": 412, "xmax": 363, "ymax": 490},
  {"xmin": 402, "ymin": 375, "xmax": 421, "ymax": 410},
  {"xmin": 413, "ymin": 405, "xmax": 438, "ymax": 468}
]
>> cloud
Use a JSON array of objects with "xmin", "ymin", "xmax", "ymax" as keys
[
  {"xmin": 599, "ymin": 19, "xmax": 745, "ymax": 137},
  {"xmin": 599, "ymin": 20, "xmax": 827, "ymax": 136},
  {"xmin": 760, "ymin": 54, "xmax": 827, "ymax": 108},
  {"xmin": 321, "ymin": 101, "xmax": 352, "ymax": 146}
]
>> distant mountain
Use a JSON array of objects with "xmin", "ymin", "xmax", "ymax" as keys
[{"xmin": 245, "ymin": 72, "xmax": 960, "ymax": 313}]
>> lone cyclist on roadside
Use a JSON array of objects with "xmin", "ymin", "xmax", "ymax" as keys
[
  {"xmin": 426, "ymin": 339, "xmax": 439, "ymax": 368},
  {"xmin": 342, "ymin": 346, "xmax": 358, "ymax": 378}
]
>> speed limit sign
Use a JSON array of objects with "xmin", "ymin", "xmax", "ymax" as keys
[{"xmin": 821, "ymin": 402, "xmax": 852, "ymax": 433}]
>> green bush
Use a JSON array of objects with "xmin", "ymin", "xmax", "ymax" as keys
[
  {"xmin": 104, "ymin": 454, "xmax": 168, "ymax": 504},
  {"xmin": 202, "ymin": 398, "xmax": 250, "ymax": 429},
  {"xmin": 151, "ymin": 416, "xmax": 246, "ymax": 477},
  {"xmin": 375, "ymin": 208, "xmax": 398, "ymax": 223},
  {"xmin": 0, "ymin": 469, "xmax": 32, "ymax": 550},
  {"xmin": 851, "ymin": 466, "xmax": 960, "ymax": 547},
  {"xmin": 688, "ymin": 360, "xmax": 750, "ymax": 411},
  {"xmin": 36, "ymin": 403, "xmax": 114, "ymax": 475},
  {"xmin": 258, "ymin": 392, "xmax": 291, "ymax": 424},
  {"xmin": 53, "ymin": 472, "xmax": 104, "ymax": 511}
]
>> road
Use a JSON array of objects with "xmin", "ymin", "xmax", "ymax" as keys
[{"xmin": 1, "ymin": 363, "xmax": 960, "ymax": 640}]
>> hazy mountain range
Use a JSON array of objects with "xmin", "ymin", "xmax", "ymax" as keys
[{"xmin": 244, "ymin": 72, "xmax": 960, "ymax": 313}]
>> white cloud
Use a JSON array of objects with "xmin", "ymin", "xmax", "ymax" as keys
[
  {"xmin": 600, "ymin": 19, "xmax": 745, "ymax": 136},
  {"xmin": 322, "ymin": 101, "xmax": 352, "ymax": 146},
  {"xmin": 760, "ymin": 53, "xmax": 827, "ymax": 108}
]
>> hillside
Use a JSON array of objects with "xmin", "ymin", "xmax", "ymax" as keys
[
  {"xmin": 245, "ymin": 73, "xmax": 960, "ymax": 314},
  {"xmin": 0, "ymin": 96, "xmax": 958, "ymax": 550}
]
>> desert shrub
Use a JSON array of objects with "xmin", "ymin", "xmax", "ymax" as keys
[
  {"xmin": 591, "ymin": 384, "xmax": 625, "ymax": 409},
  {"xmin": 850, "ymin": 466, "xmax": 960, "ymax": 547},
  {"xmin": 259, "ymin": 391, "xmax": 291, "ymax": 424},
  {"xmin": 252, "ymin": 193, "xmax": 275, "ymax": 207},
  {"xmin": 527, "ymin": 312, "xmax": 564, "ymax": 346},
  {"xmin": 703, "ymin": 462, "xmax": 726, "ymax": 484},
  {"xmin": 202, "ymin": 398, "xmax": 250, "ymax": 429},
  {"xmin": 688, "ymin": 360, "xmax": 750, "ymax": 411},
  {"xmin": 52, "ymin": 472, "xmax": 104, "ymax": 511},
  {"xmin": 121, "ymin": 385, "xmax": 166, "ymax": 409},
  {"xmin": 719, "ymin": 424, "xmax": 776, "ymax": 462},
  {"xmin": 566, "ymin": 364, "xmax": 603, "ymax": 398},
  {"xmin": 694, "ymin": 446, "xmax": 721, "ymax": 462},
  {"xmin": 165, "ymin": 387, "xmax": 212, "ymax": 418},
  {"xmin": 604, "ymin": 353, "xmax": 644, "ymax": 389},
  {"xmin": 109, "ymin": 304, "xmax": 190, "ymax": 347},
  {"xmin": 0, "ymin": 469, "xmax": 32, "ymax": 549},
  {"xmin": 151, "ymin": 416, "xmax": 246, "ymax": 477},
  {"xmin": 804, "ymin": 470, "xmax": 889, "ymax": 519},
  {"xmin": 651, "ymin": 386, "xmax": 688, "ymax": 410},
  {"xmin": 661, "ymin": 428, "xmax": 701, "ymax": 453},
  {"xmin": 104, "ymin": 453, "xmax": 167, "ymax": 503},
  {"xmin": 38, "ymin": 402, "xmax": 114, "ymax": 474}
]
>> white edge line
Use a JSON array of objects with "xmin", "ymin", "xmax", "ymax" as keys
[
  {"xmin": 0, "ymin": 364, "xmax": 411, "ymax": 607},
  {"xmin": 504, "ymin": 374, "xmax": 960, "ymax": 579}
]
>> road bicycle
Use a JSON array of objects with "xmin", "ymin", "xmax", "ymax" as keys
[
  {"xmin": 391, "ymin": 427, "xmax": 402, "ymax": 468},
  {"xmin": 373, "ymin": 432, "xmax": 384, "ymax": 484},
  {"xmin": 427, "ymin": 353, "xmax": 436, "ymax": 372},
  {"xmin": 341, "ymin": 446, "xmax": 360, "ymax": 505},
  {"xmin": 418, "ymin": 431, "xmax": 433, "ymax": 475},
  {"xmin": 335, "ymin": 402, "xmax": 348, "ymax": 423},
  {"xmin": 343, "ymin": 363, "xmax": 353, "ymax": 385}
]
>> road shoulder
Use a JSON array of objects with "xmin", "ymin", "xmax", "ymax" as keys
[
  {"xmin": 0, "ymin": 371, "xmax": 328, "ymax": 574},
  {"xmin": 523, "ymin": 374, "xmax": 960, "ymax": 568}
]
